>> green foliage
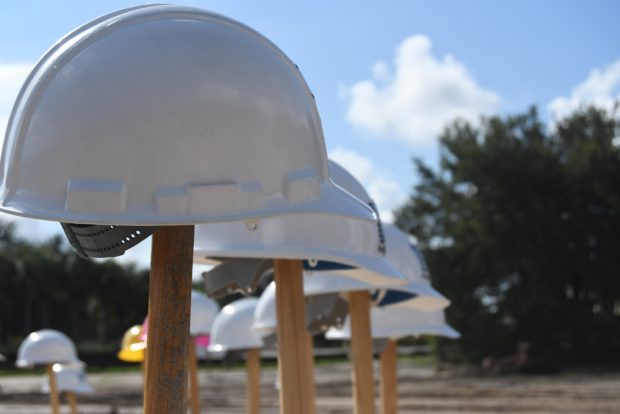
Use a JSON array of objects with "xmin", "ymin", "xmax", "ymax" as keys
[
  {"xmin": 395, "ymin": 106, "xmax": 620, "ymax": 363},
  {"xmin": 0, "ymin": 224, "xmax": 149, "ymax": 355}
]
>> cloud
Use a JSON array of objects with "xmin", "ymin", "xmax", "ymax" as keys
[
  {"xmin": 330, "ymin": 148, "xmax": 406, "ymax": 222},
  {"xmin": 548, "ymin": 59, "xmax": 620, "ymax": 121},
  {"xmin": 343, "ymin": 35, "xmax": 500, "ymax": 146}
]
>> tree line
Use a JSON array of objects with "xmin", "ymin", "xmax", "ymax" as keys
[
  {"xmin": 395, "ymin": 105, "xmax": 620, "ymax": 364},
  {"xmin": 0, "ymin": 225, "xmax": 150, "ymax": 356}
]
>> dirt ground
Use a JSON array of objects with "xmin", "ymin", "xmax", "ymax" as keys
[{"xmin": 1, "ymin": 359, "xmax": 619, "ymax": 413}]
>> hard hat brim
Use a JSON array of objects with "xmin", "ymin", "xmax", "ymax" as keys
[
  {"xmin": 0, "ymin": 181, "xmax": 375, "ymax": 226},
  {"xmin": 196, "ymin": 237, "xmax": 406, "ymax": 287},
  {"xmin": 117, "ymin": 347, "xmax": 145, "ymax": 363},
  {"xmin": 16, "ymin": 357, "xmax": 84, "ymax": 368},
  {"xmin": 377, "ymin": 282, "xmax": 451, "ymax": 311}
]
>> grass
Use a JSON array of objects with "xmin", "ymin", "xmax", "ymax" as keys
[{"xmin": 0, "ymin": 354, "xmax": 437, "ymax": 376}]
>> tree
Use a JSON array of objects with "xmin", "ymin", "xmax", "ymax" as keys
[
  {"xmin": 0, "ymin": 222, "xmax": 150, "ymax": 360},
  {"xmin": 395, "ymin": 106, "xmax": 620, "ymax": 364}
]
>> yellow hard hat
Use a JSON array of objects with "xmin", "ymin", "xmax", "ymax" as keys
[{"xmin": 117, "ymin": 325, "xmax": 146, "ymax": 363}]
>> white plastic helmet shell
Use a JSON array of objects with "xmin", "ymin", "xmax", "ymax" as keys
[
  {"xmin": 325, "ymin": 304, "xmax": 460, "ymax": 340},
  {"xmin": 190, "ymin": 291, "xmax": 219, "ymax": 336},
  {"xmin": 374, "ymin": 224, "xmax": 450, "ymax": 310},
  {"xmin": 252, "ymin": 278, "xmax": 349, "ymax": 337},
  {"xmin": 209, "ymin": 297, "xmax": 263, "ymax": 352},
  {"xmin": 302, "ymin": 223, "xmax": 449, "ymax": 311},
  {"xmin": 42, "ymin": 363, "xmax": 94, "ymax": 394},
  {"xmin": 0, "ymin": 5, "xmax": 374, "ymax": 225},
  {"xmin": 195, "ymin": 161, "xmax": 405, "ymax": 286},
  {"xmin": 303, "ymin": 272, "xmax": 446, "ymax": 311},
  {"xmin": 303, "ymin": 271, "xmax": 376, "ymax": 297},
  {"xmin": 16, "ymin": 330, "xmax": 82, "ymax": 368},
  {"xmin": 252, "ymin": 282, "xmax": 277, "ymax": 337}
]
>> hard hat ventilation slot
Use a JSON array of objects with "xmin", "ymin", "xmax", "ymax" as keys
[{"xmin": 61, "ymin": 223, "xmax": 158, "ymax": 258}]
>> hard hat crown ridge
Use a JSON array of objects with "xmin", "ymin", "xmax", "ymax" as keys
[{"xmin": 0, "ymin": 4, "xmax": 374, "ymax": 230}]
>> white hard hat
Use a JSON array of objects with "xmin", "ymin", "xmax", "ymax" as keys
[
  {"xmin": 0, "ymin": 5, "xmax": 374, "ymax": 257},
  {"xmin": 325, "ymin": 304, "xmax": 460, "ymax": 340},
  {"xmin": 42, "ymin": 363, "xmax": 94, "ymax": 394},
  {"xmin": 252, "ymin": 280, "xmax": 347, "ymax": 337},
  {"xmin": 190, "ymin": 291, "xmax": 219, "ymax": 336},
  {"xmin": 302, "ymin": 223, "xmax": 449, "ymax": 311},
  {"xmin": 209, "ymin": 298, "xmax": 263, "ymax": 352},
  {"xmin": 16, "ymin": 330, "xmax": 83, "ymax": 368},
  {"xmin": 252, "ymin": 282, "xmax": 278, "ymax": 338},
  {"xmin": 196, "ymin": 160, "xmax": 404, "ymax": 287},
  {"xmin": 370, "ymin": 224, "xmax": 449, "ymax": 310},
  {"xmin": 303, "ymin": 271, "xmax": 445, "ymax": 311}
]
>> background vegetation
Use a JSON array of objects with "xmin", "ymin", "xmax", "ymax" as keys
[{"xmin": 396, "ymin": 105, "xmax": 620, "ymax": 365}]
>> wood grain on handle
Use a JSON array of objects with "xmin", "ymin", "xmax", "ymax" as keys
[
  {"xmin": 274, "ymin": 259, "xmax": 315, "ymax": 414},
  {"xmin": 380, "ymin": 339, "xmax": 398, "ymax": 414},
  {"xmin": 246, "ymin": 348, "xmax": 261, "ymax": 414},
  {"xmin": 46, "ymin": 364, "xmax": 60, "ymax": 414},
  {"xmin": 188, "ymin": 338, "xmax": 201, "ymax": 414},
  {"xmin": 348, "ymin": 291, "xmax": 376, "ymax": 414},
  {"xmin": 67, "ymin": 392, "xmax": 78, "ymax": 414},
  {"xmin": 144, "ymin": 226, "xmax": 194, "ymax": 414}
]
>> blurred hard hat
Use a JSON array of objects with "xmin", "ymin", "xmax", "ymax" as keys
[
  {"xmin": 139, "ymin": 316, "xmax": 148, "ymax": 343},
  {"xmin": 190, "ymin": 291, "xmax": 219, "ymax": 336},
  {"xmin": 16, "ymin": 330, "xmax": 82, "ymax": 368},
  {"xmin": 251, "ymin": 280, "xmax": 347, "ymax": 337},
  {"xmin": 303, "ymin": 223, "xmax": 449, "ymax": 310},
  {"xmin": 43, "ymin": 363, "xmax": 94, "ymax": 394},
  {"xmin": 209, "ymin": 297, "xmax": 263, "ymax": 352},
  {"xmin": 117, "ymin": 325, "xmax": 146, "ymax": 363},
  {"xmin": 197, "ymin": 161, "xmax": 405, "ymax": 287},
  {"xmin": 0, "ymin": 4, "xmax": 374, "ymax": 258},
  {"xmin": 325, "ymin": 304, "xmax": 460, "ymax": 341},
  {"xmin": 194, "ymin": 335, "xmax": 210, "ymax": 348},
  {"xmin": 302, "ymin": 224, "xmax": 448, "ymax": 311},
  {"xmin": 252, "ymin": 282, "xmax": 277, "ymax": 338},
  {"xmin": 374, "ymin": 224, "xmax": 450, "ymax": 310}
]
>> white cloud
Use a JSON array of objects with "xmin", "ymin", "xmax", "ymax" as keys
[
  {"xmin": 330, "ymin": 148, "xmax": 406, "ymax": 222},
  {"xmin": 548, "ymin": 59, "xmax": 620, "ymax": 121},
  {"xmin": 343, "ymin": 35, "xmax": 500, "ymax": 146}
]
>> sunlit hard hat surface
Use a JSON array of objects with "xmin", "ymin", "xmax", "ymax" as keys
[
  {"xmin": 0, "ymin": 5, "xmax": 373, "ymax": 225},
  {"xmin": 42, "ymin": 364, "xmax": 94, "ymax": 394},
  {"xmin": 190, "ymin": 290, "xmax": 219, "ymax": 336},
  {"xmin": 117, "ymin": 325, "xmax": 146, "ymax": 363},
  {"xmin": 16, "ymin": 329, "xmax": 82, "ymax": 368},
  {"xmin": 194, "ymin": 160, "xmax": 405, "ymax": 286},
  {"xmin": 209, "ymin": 297, "xmax": 263, "ymax": 352},
  {"xmin": 326, "ymin": 304, "xmax": 460, "ymax": 340}
]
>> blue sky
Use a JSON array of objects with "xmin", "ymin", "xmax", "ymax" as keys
[{"xmin": 1, "ymin": 1, "xmax": 619, "ymax": 269}]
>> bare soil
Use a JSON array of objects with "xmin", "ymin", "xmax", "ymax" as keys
[{"xmin": 1, "ymin": 360, "xmax": 618, "ymax": 413}]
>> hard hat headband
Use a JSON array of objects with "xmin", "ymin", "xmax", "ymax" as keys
[
  {"xmin": 305, "ymin": 294, "xmax": 348, "ymax": 335},
  {"xmin": 61, "ymin": 223, "xmax": 157, "ymax": 258},
  {"xmin": 202, "ymin": 258, "xmax": 273, "ymax": 298}
]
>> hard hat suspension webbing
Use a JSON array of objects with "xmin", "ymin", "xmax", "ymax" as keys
[{"xmin": 61, "ymin": 223, "xmax": 157, "ymax": 258}]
